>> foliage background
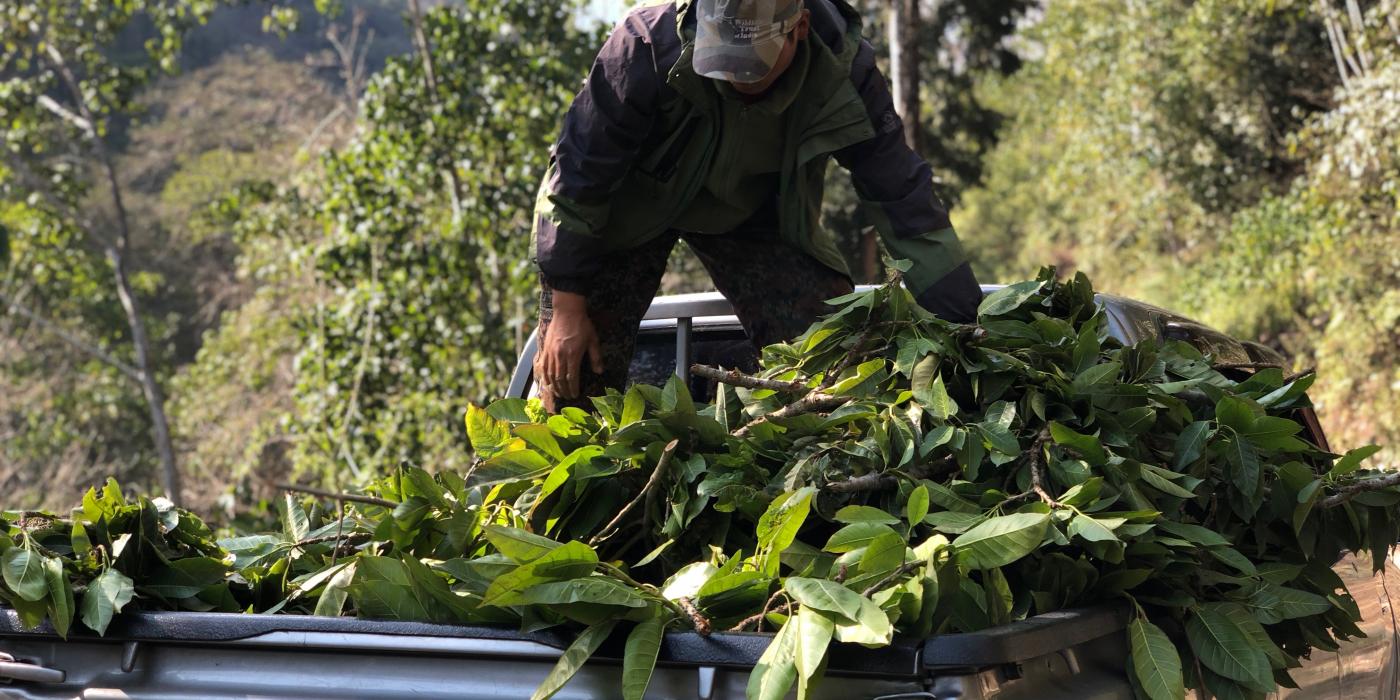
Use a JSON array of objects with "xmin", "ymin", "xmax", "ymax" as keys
[{"xmin": 1, "ymin": 0, "xmax": 1396, "ymax": 514}]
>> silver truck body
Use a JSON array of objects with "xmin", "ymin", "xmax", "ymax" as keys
[{"xmin": 4, "ymin": 287, "xmax": 1397, "ymax": 699}]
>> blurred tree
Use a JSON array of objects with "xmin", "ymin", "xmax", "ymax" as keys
[
  {"xmin": 174, "ymin": 0, "xmax": 602, "ymax": 495},
  {"xmin": 958, "ymin": 0, "xmax": 1399, "ymax": 463},
  {"xmin": 0, "ymin": 0, "xmax": 236, "ymax": 503}
]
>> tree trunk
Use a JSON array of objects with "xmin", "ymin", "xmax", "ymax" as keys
[
  {"xmin": 44, "ymin": 43, "xmax": 182, "ymax": 503},
  {"xmin": 888, "ymin": 0, "xmax": 922, "ymax": 152},
  {"xmin": 105, "ymin": 238, "xmax": 182, "ymax": 504}
]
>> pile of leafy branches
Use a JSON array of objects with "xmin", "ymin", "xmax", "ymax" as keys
[{"xmin": 4, "ymin": 269, "xmax": 1398, "ymax": 700}]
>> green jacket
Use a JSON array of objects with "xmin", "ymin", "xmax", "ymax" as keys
[{"xmin": 533, "ymin": 0, "xmax": 980, "ymax": 320}]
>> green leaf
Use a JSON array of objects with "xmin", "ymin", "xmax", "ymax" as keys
[
  {"xmin": 1059, "ymin": 477, "xmax": 1103, "ymax": 507},
  {"xmin": 858, "ymin": 531, "xmax": 908, "ymax": 576},
  {"xmin": 43, "ymin": 556, "xmax": 73, "ymax": 638},
  {"xmin": 1048, "ymin": 422, "xmax": 1108, "ymax": 465},
  {"xmin": 349, "ymin": 556, "xmax": 433, "ymax": 621},
  {"xmin": 465, "ymin": 404, "xmax": 516, "ymax": 459},
  {"xmin": 1223, "ymin": 437, "xmax": 1261, "ymax": 499},
  {"xmin": 1072, "ymin": 361, "xmax": 1122, "ymax": 393},
  {"xmin": 748, "ymin": 613, "xmax": 800, "ymax": 700},
  {"xmin": 483, "ymin": 541, "xmax": 599, "ymax": 606},
  {"xmin": 1249, "ymin": 583, "xmax": 1331, "ymax": 623},
  {"xmin": 1214, "ymin": 396, "xmax": 1257, "ymax": 433},
  {"xmin": 906, "ymin": 485, "xmax": 931, "ymax": 526},
  {"xmin": 1207, "ymin": 547, "xmax": 1257, "ymax": 576},
  {"xmin": 1068, "ymin": 514, "xmax": 1120, "ymax": 543},
  {"xmin": 519, "ymin": 577, "xmax": 648, "ymax": 608},
  {"xmin": 1129, "ymin": 618, "xmax": 1184, "ymax": 700},
  {"xmin": 756, "ymin": 488, "xmax": 814, "ymax": 574},
  {"xmin": 953, "ymin": 513, "xmax": 1050, "ymax": 570},
  {"xmin": 313, "ymin": 562, "xmax": 357, "ymax": 617},
  {"xmin": 282, "ymin": 494, "xmax": 310, "ymax": 542},
  {"xmin": 2, "ymin": 547, "xmax": 48, "ymax": 602},
  {"xmin": 70, "ymin": 521, "xmax": 91, "ymax": 559},
  {"xmin": 1329, "ymin": 445, "xmax": 1382, "ymax": 478},
  {"xmin": 793, "ymin": 606, "xmax": 835, "ymax": 698},
  {"xmin": 978, "ymin": 280, "xmax": 1042, "ymax": 317},
  {"xmin": 784, "ymin": 577, "xmax": 868, "ymax": 624},
  {"xmin": 485, "ymin": 525, "xmax": 561, "ymax": 563},
  {"xmin": 834, "ymin": 505, "xmax": 901, "ymax": 525},
  {"xmin": 1186, "ymin": 604, "xmax": 1274, "ymax": 692},
  {"xmin": 661, "ymin": 562, "xmax": 719, "ymax": 600},
  {"xmin": 143, "ymin": 557, "xmax": 230, "ymax": 599},
  {"xmin": 80, "ymin": 568, "xmax": 135, "ymax": 635},
  {"xmin": 923, "ymin": 511, "xmax": 986, "ymax": 535},
  {"xmin": 622, "ymin": 617, "xmax": 666, "ymax": 700},
  {"xmin": 1172, "ymin": 421, "xmax": 1213, "ymax": 469},
  {"xmin": 1140, "ymin": 466, "xmax": 1199, "ymax": 498},
  {"xmin": 531, "ymin": 620, "xmax": 619, "ymax": 700},
  {"xmin": 621, "ymin": 387, "xmax": 646, "ymax": 427},
  {"xmin": 1241, "ymin": 416, "xmax": 1304, "ymax": 450},
  {"xmin": 824, "ymin": 522, "xmax": 900, "ymax": 553},
  {"xmin": 1155, "ymin": 521, "xmax": 1230, "ymax": 547},
  {"xmin": 911, "ymin": 357, "xmax": 958, "ymax": 418},
  {"xmin": 472, "ymin": 449, "xmax": 553, "ymax": 486}
]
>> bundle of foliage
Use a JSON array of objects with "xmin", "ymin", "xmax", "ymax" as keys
[
  {"xmin": 4, "ymin": 271, "xmax": 1397, "ymax": 700},
  {"xmin": 959, "ymin": 0, "xmax": 1400, "ymax": 466}
]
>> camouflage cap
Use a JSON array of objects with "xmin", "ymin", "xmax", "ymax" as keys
[{"xmin": 693, "ymin": 0, "xmax": 805, "ymax": 84}]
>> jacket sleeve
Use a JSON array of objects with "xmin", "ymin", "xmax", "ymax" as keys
[
  {"xmin": 533, "ymin": 12, "xmax": 661, "ymax": 295},
  {"xmin": 833, "ymin": 42, "xmax": 982, "ymax": 323}
]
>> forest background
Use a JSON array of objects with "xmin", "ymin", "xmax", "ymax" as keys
[{"xmin": 1, "ymin": 0, "xmax": 1396, "ymax": 519}]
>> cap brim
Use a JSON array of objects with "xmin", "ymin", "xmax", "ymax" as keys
[{"xmin": 693, "ymin": 33, "xmax": 787, "ymax": 83}]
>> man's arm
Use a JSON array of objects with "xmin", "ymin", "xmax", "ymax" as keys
[
  {"xmin": 534, "ymin": 10, "xmax": 663, "ymax": 295},
  {"xmin": 833, "ymin": 42, "xmax": 981, "ymax": 323}
]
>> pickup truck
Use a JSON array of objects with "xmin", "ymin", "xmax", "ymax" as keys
[{"xmin": 3, "ymin": 286, "xmax": 1397, "ymax": 699}]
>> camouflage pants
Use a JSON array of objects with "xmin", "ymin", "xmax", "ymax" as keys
[{"xmin": 537, "ymin": 215, "xmax": 853, "ymax": 412}]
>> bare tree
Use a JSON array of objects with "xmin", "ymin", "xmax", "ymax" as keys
[{"xmin": 22, "ymin": 45, "xmax": 184, "ymax": 503}]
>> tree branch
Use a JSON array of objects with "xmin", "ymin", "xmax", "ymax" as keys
[
  {"xmin": 0, "ymin": 291, "xmax": 143, "ymax": 383},
  {"xmin": 1322, "ymin": 471, "xmax": 1400, "ymax": 509},
  {"xmin": 35, "ymin": 95, "xmax": 94, "ymax": 135}
]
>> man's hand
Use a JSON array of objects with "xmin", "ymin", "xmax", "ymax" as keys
[{"xmin": 537, "ymin": 291, "xmax": 605, "ymax": 400}]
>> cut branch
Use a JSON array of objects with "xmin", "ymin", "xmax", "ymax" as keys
[
  {"xmin": 590, "ymin": 439, "xmax": 680, "ymax": 545},
  {"xmin": 735, "ymin": 393, "xmax": 850, "ymax": 438},
  {"xmin": 816, "ymin": 324, "xmax": 880, "ymax": 392},
  {"xmin": 276, "ymin": 483, "xmax": 399, "ymax": 509},
  {"xmin": 691, "ymin": 364, "xmax": 809, "ymax": 393},
  {"xmin": 1212, "ymin": 362, "xmax": 1285, "ymax": 373},
  {"xmin": 1322, "ymin": 472, "xmax": 1400, "ymax": 509},
  {"xmin": 825, "ymin": 457, "xmax": 957, "ymax": 494},
  {"xmin": 1027, "ymin": 429, "xmax": 1061, "ymax": 508},
  {"xmin": 862, "ymin": 559, "xmax": 925, "ymax": 597}
]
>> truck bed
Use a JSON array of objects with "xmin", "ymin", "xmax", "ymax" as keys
[{"xmin": 0, "ymin": 605, "xmax": 1133, "ymax": 699}]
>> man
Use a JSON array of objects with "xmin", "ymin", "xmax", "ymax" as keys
[{"xmin": 532, "ymin": 0, "xmax": 980, "ymax": 411}]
